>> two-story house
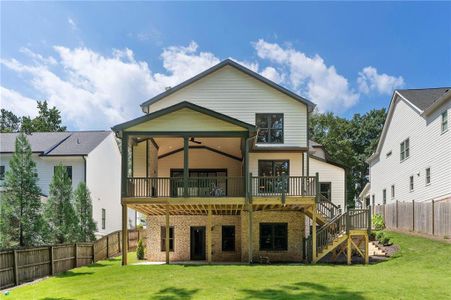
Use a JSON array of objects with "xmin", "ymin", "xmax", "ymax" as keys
[
  {"xmin": 367, "ymin": 87, "xmax": 450, "ymax": 206},
  {"xmin": 113, "ymin": 59, "xmax": 370, "ymax": 265},
  {"xmin": 0, "ymin": 131, "xmax": 133, "ymax": 237}
]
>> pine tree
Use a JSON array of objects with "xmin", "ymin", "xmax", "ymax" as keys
[
  {"xmin": 0, "ymin": 133, "xmax": 45, "ymax": 247},
  {"xmin": 44, "ymin": 164, "xmax": 77, "ymax": 243},
  {"xmin": 73, "ymin": 182, "xmax": 97, "ymax": 242}
]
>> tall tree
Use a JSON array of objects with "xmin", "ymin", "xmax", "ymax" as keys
[
  {"xmin": 309, "ymin": 109, "xmax": 386, "ymax": 207},
  {"xmin": 0, "ymin": 109, "xmax": 21, "ymax": 133},
  {"xmin": 73, "ymin": 182, "xmax": 97, "ymax": 242},
  {"xmin": 0, "ymin": 133, "xmax": 45, "ymax": 247},
  {"xmin": 44, "ymin": 164, "xmax": 77, "ymax": 244},
  {"xmin": 21, "ymin": 101, "xmax": 66, "ymax": 133}
]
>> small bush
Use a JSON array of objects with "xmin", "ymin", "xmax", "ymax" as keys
[
  {"xmin": 381, "ymin": 236, "xmax": 391, "ymax": 246},
  {"xmin": 372, "ymin": 214, "xmax": 385, "ymax": 230},
  {"xmin": 136, "ymin": 239, "xmax": 145, "ymax": 260},
  {"xmin": 375, "ymin": 231, "xmax": 385, "ymax": 241}
]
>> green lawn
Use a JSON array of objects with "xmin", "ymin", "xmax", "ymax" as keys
[{"xmin": 3, "ymin": 232, "xmax": 450, "ymax": 300}]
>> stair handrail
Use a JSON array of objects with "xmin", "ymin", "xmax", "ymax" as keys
[{"xmin": 316, "ymin": 194, "xmax": 342, "ymax": 220}]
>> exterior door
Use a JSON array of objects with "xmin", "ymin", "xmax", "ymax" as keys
[{"xmin": 190, "ymin": 226, "xmax": 206, "ymax": 260}]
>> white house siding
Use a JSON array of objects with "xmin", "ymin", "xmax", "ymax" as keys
[
  {"xmin": 145, "ymin": 66, "xmax": 308, "ymax": 148},
  {"xmin": 0, "ymin": 154, "xmax": 86, "ymax": 196},
  {"xmin": 370, "ymin": 98, "xmax": 451, "ymax": 204},
  {"xmin": 86, "ymin": 134, "xmax": 123, "ymax": 236},
  {"xmin": 309, "ymin": 157, "xmax": 345, "ymax": 208}
]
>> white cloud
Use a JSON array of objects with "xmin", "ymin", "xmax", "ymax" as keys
[
  {"xmin": 0, "ymin": 86, "xmax": 38, "ymax": 117},
  {"xmin": 68, "ymin": 18, "xmax": 78, "ymax": 31},
  {"xmin": 0, "ymin": 43, "xmax": 221, "ymax": 129},
  {"xmin": 357, "ymin": 66, "xmax": 404, "ymax": 95},
  {"xmin": 260, "ymin": 66, "xmax": 284, "ymax": 84},
  {"xmin": 254, "ymin": 39, "xmax": 359, "ymax": 112}
]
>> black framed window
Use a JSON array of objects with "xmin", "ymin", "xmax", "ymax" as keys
[
  {"xmin": 383, "ymin": 189, "xmax": 387, "ymax": 204},
  {"xmin": 442, "ymin": 110, "xmax": 448, "ymax": 133},
  {"xmin": 256, "ymin": 113, "xmax": 284, "ymax": 144},
  {"xmin": 258, "ymin": 160, "xmax": 289, "ymax": 177},
  {"xmin": 320, "ymin": 182, "xmax": 331, "ymax": 201},
  {"xmin": 409, "ymin": 176, "xmax": 414, "ymax": 191},
  {"xmin": 400, "ymin": 138, "xmax": 410, "ymax": 161},
  {"xmin": 101, "ymin": 208, "xmax": 106, "ymax": 229},
  {"xmin": 391, "ymin": 185, "xmax": 395, "ymax": 199},
  {"xmin": 426, "ymin": 168, "xmax": 431, "ymax": 185},
  {"xmin": 0, "ymin": 165, "xmax": 5, "ymax": 180},
  {"xmin": 259, "ymin": 223, "xmax": 288, "ymax": 251},
  {"xmin": 161, "ymin": 226, "xmax": 174, "ymax": 252},
  {"xmin": 54, "ymin": 165, "xmax": 72, "ymax": 181},
  {"xmin": 221, "ymin": 226, "xmax": 235, "ymax": 251}
]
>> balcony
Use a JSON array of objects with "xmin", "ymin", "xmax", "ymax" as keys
[{"xmin": 125, "ymin": 175, "xmax": 317, "ymax": 198}]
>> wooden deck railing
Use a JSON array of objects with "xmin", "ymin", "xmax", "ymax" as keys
[{"xmin": 125, "ymin": 175, "xmax": 318, "ymax": 198}]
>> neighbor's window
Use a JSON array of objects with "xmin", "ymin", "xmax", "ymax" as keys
[
  {"xmin": 256, "ymin": 113, "xmax": 284, "ymax": 144},
  {"xmin": 0, "ymin": 165, "xmax": 5, "ymax": 180},
  {"xmin": 442, "ymin": 110, "xmax": 448, "ymax": 133},
  {"xmin": 409, "ymin": 176, "xmax": 414, "ymax": 192},
  {"xmin": 161, "ymin": 226, "xmax": 174, "ymax": 252},
  {"xmin": 383, "ymin": 189, "xmax": 387, "ymax": 204},
  {"xmin": 101, "ymin": 208, "xmax": 106, "ymax": 229},
  {"xmin": 259, "ymin": 223, "xmax": 288, "ymax": 251},
  {"xmin": 426, "ymin": 168, "xmax": 431, "ymax": 185},
  {"xmin": 391, "ymin": 185, "xmax": 395, "ymax": 199},
  {"xmin": 400, "ymin": 138, "xmax": 410, "ymax": 161},
  {"xmin": 386, "ymin": 151, "xmax": 392, "ymax": 158},
  {"xmin": 222, "ymin": 225, "xmax": 235, "ymax": 251},
  {"xmin": 54, "ymin": 165, "xmax": 73, "ymax": 181}
]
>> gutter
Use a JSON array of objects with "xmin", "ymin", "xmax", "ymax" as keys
[{"xmin": 82, "ymin": 155, "xmax": 87, "ymax": 183}]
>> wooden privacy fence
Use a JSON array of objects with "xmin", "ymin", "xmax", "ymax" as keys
[
  {"xmin": 374, "ymin": 199, "xmax": 451, "ymax": 237},
  {"xmin": 0, "ymin": 229, "xmax": 146, "ymax": 289}
]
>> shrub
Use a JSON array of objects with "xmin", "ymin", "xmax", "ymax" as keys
[
  {"xmin": 136, "ymin": 239, "xmax": 145, "ymax": 260},
  {"xmin": 375, "ymin": 231, "xmax": 385, "ymax": 241},
  {"xmin": 372, "ymin": 214, "xmax": 385, "ymax": 230},
  {"xmin": 381, "ymin": 236, "xmax": 391, "ymax": 246}
]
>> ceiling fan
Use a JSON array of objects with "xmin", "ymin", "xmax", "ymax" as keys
[{"xmin": 189, "ymin": 137, "xmax": 202, "ymax": 144}]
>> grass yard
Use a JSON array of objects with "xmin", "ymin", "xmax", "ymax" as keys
[{"xmin": 3, "ymin": 232, "xmax": 450, "ymax": 300}]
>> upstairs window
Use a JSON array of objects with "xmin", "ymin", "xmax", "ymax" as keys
[
  {"xmin": 54, "ymin": 165, "xmax": 73, "ymax": 181},
  {"xmin": 409, "ymin": 176, "xmax": 414, "ymax": 192},
  {"xmin": 101, "ymin": 208, "xmax": 106, "ymax": 229},
  {"xmin": 442, "ymin": 110, "xmax": 448, "ymax": 133},
  {"xmin": 391, "ymin": 185, "xmax": 395, "ymax": 199},
  {"xmin": 256, "ymin": 114, "xmax": 284, "ymax": 144},
  {"xmin": 400, "ymin": 138, "xmax": 410, "ymax": 161},
  {"xmin": 383, "ymin": 189, "xmax": 387, "ymax": 204},
  {"xmin": 320, "ymin": 182, "xmax": 332, "ymax": 201},
  {"xmin": 0, "ymin": 165, "xmax": 5, "ymax": 180},
  {"xmin": 425, "ymin": 168, "xmax": 431, "ymax": 185}
]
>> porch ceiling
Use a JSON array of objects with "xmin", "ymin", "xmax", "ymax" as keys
[{"xmin": 154, "ymin": 137, "xmax": 242, "ymax": 158}]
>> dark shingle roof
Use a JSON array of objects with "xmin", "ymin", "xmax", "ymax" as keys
[
  {"xmin": 0, "ymin": 131, "xmax": 111, "ymax": 155},
  {"xmin": 397, "ymin": 87, "xmax": 450, "ymax": 111}
]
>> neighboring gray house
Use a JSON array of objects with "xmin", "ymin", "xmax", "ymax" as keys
[
  {"xmin": 0, "ymin": 131, "xmax": 133, "ymax": 237},
  {"xmin": 367, "ymin": 87, "xmax": 450, "ymax": 205}
]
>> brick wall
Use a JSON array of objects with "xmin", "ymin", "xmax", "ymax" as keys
[{"xmin": 146, "ymin": 210, "xmax": 305, "ymax": 263}]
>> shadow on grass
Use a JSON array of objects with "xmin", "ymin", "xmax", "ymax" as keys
[
  {"xmin": 154, "ymin": 287, "xmax": 199, "ymax": 300},
  {"xmin": 85, "ymin": 262, "xmax": 109, "ymax": 268},
  {"xmin": 40, "ymin": 298, "xmax": 75, "ymax": 300},
  {"xmin": 55, "ymin": 271, "xmax": 93, "ymax": 278},
  {"xmin": 240, "ymin": 281, "xmax": 364, "ymax": 300}
]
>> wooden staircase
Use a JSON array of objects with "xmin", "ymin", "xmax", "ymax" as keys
[{"xmin": 305, "ymin": 199, "xmax": 371, "ymax": 265}]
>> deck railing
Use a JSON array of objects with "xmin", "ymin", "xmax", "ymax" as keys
[{"xmin": 125, "ymin": 175, "xmax": 317, "ymax": 198}]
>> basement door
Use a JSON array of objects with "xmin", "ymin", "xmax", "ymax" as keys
[{"xmin": 190, "ymin": 226, "xmax": 206, "ymax": 260}]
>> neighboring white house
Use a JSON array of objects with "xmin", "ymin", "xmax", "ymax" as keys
[
  {"xmin": 0, "ymin": 131, "xmax": 135, "ymax": 237},
  {"xmin": 367, "ymin": 87, "xmax": 451, "ymax": 205}
]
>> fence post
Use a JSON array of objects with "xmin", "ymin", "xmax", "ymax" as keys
[
  {"xmin": 74, "ymin": 243, "xmax": 78, "ymax": 268},
  {"xmin": 106, "ymin": 235, "xmax": 109, "ymax": 258},
  {"xmin": 49, "ymin": 246, "xmax": 54, "ymax": 276},
  {"xmin": 13, "ymin": 250, "xmax": 19, "ymax": 286},
  {"xmin": 396, "ymin": 200, "xmax": 399, "ymax": 229},
  {"xmin": 412, "ymin": 200, "xmax": 415, "ymax": 232},
  {"xmin": 431, "ymin": 200, "xmax": 435, "ymax": 236}
]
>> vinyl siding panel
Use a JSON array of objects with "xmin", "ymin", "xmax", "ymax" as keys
[
  {"xmin": 309, "ymin": 157, "xmax": 345, "ymax": 208},
  {"xmin": 370, "ymin": 98, "xmax": 451, "ymax": 204},
  {"xmin": 146, "ymin": 66, "xmax": 308, "ymax": 147}
]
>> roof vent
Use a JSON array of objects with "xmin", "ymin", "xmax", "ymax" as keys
[
  {"xmin": 165, "ymin": 86, "xmax": 172, "ymax": 91},
  {"xmin": 76, "ymin": 138, "xmax": 81, "ymax": 144}
]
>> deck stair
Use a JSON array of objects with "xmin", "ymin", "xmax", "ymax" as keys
[
  {"xmin": 306, "ymin": 205, "xmax": 371, "ymax": 264},
  {"xmin": 304, "ymin": 195, "xmax": 342, "ymax": 226}
]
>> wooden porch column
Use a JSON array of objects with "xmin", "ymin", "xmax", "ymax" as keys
[
  {"xmin": 347, "ymin": 235, "xmax": 352, "ymax": 265},
  {"xmin": 121, "ymin": 204, "xmax": 128, "ymax": 266},
  {"xmin": 165, "ymin": 205, "xmax": 170, "ymax": 264},
  {"xmin": 207, "ymin": 206, "xmax": 212, "ymax": 263},
  {"xmin": 312, "ymin": 203, "xmax": 317, "ymax": 264},
  {"xmin": 183, "ymin": 136, "xmax": 189, "ymax": 197},
  {"xmin": 121, "ymin": 133, "xmax": 129, "ymax": 198},
  {"xmin": 248, "ymin": 203, "xmax": 253, "ymax": 263},
  {"xmin": 364, "ymin": 234, "xmax": 369, "ymax": 264}
]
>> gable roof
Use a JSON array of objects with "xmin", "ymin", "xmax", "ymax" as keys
[
  {"xmin": 112, "ymin": 101, "xmax": 257, "ymax": 134},
  {"xmin": 140, "ymin": 59, "xmax": 316, "ymax": 112},
  {"xmin": 367, "ymin": 87, "xmax": 450, "ymax": 163},
  {"xmin": 397, "ymin": 87, "xmax": 450, "ymax": 112},
  {"xmin": 0, "ymin": 131, "xmax": 111, "ymax": 156}
]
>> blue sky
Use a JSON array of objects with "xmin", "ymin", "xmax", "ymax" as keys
[{"xmin": 1, "ymin": 2, "xmax": 450, "ymax": 130}]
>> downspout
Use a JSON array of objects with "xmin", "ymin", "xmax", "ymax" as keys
[{"xmin": 82, "ymin": 156, "xmax": 87, "ymax": 183}]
